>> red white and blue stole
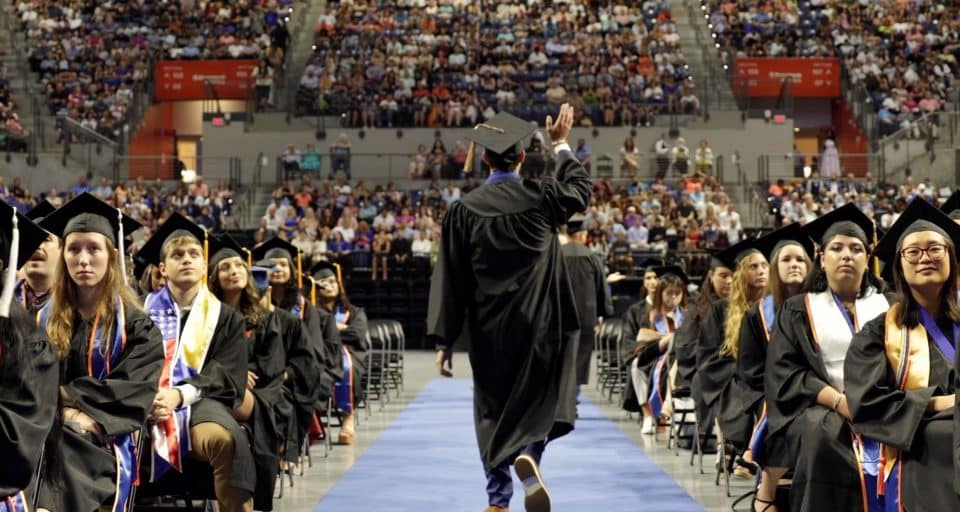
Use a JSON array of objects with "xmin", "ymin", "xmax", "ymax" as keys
[
  {"xmin": 144, "ymin": 285, "xmax": 220, "ymax": 481},
  {"xmin": 333, "ymin": 306, "xmax": 355, "ymax": 414},
  {"xmin": 0, "ymin": 492, "xmax": 28, "ymax": 512},
  {"xmin": 748, "ymin": 295, "xmax": 777, "ymax": 464},
  {"xmin": 37, "ymin": 298, "xmax": 138, "ymax": 512},
  {"xmin": 647, "ymin": 306, "xmax": 684, "ymax": 420}
]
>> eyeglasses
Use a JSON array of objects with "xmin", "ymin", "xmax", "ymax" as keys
[{"xmin": 900, "ymin": 243, "xmax": 948, "ymax": 264}]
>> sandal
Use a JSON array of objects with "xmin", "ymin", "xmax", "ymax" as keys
[{"xmin": 752, "ymin": 497, "xmax": 776, "ymax": 512}]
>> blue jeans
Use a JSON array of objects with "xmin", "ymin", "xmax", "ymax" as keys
[{"xmin": 485, "ymin": 441, "xmax": 546, "ymax": 508}]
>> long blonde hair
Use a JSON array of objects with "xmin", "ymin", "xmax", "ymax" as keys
[
  {"xmin": 719, "ymin": 252, "xmax": 766, "ymax": 358},
  {"xmin": 47, "ymin": 233, "xmax": 141, "ymax": 357}
]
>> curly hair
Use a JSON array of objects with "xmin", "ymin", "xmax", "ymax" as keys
[{"xmin": 719, "ymin": 252, "xmax": 767, "ymax": 359}]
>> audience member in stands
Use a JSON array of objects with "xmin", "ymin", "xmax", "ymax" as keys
[
  {"xmin": 620, "ymin": 136, "xmax": 641, "ymax": 173},
  {"xmin": 329, "ymin": 133, "xmax": 352, "ymax": 180},
  {"xmin": 766, "ymin": 205, "xmax": 891, "ymax": 512}
]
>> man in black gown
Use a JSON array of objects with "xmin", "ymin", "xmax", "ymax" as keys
[
  {"xmin": 16, "ymin": 201, "xmax": 58, "ymax": 313},
  {"xmin": 428, "ymin": 104, "xmax": 591, "ymax": 512},
  {"xmin": 561, "ymin": 214, "xmax": 613, "ymax": 399}
]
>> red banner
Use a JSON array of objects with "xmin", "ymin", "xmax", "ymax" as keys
[
  {"xmin": 732, "ymin": 58, "xmax": 840, "ymax": 98},
  {"xmin": 155, "ymin": 60, "xmax": 259, "ymax": 101}
]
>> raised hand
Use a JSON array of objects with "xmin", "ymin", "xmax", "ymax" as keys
[{"xmin": 545, "ymin": 103, "xmax": 575, "ymax": 145}]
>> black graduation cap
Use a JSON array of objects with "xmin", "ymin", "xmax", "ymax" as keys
[
  {"xmin": 940, "ymin": 190, "xmax": 960, "ymax": 220},
  {"xmin": 802, "ymin": 203, "xmax": 876, "ymax": 247},
  {"xmin": 133, "ymin": 254, "xmax": 150, "ymax": 281},
  {"xmin": 310, "ymin": 259, "xmax": 341, "ymax": 281},
  {"xmin": 463, "ymin": 111, "xmax": 537, "ymax": 172},
  {"xmin": 652, "ymin": 265, "xmax": 689, "ymax": 284},
  {"xmin": 25, "ymin": 200, "xmax": 56, "ymax": 222},
  {"xmin": 874, "ymin": 197, "xmax": 960, "ymax": 280},
  {"xmin": 712, "ymin": 238, "xmax": 759, "ymax": 270},
  {"xmin": 39, "ymin": 192, "xmax": 142, "ymax": 244},
  {"xmin": 638, "ymin": 258, "xmax": 664, "ymax": 271},
  {"xmin": 137, "ymin": 212, "xmax": 207, "ymax": 267},
  {"xmin": 754, "ymin": 223, "xmax": 815, "ymax": 262},
  {"xmin": 566, "ymin": 213, "xmax": 587, "ymax": 233},
  {"xmin": 252, "ymin": 237, "xmax": 303, "ymax": 288},
  {"xmin": 207, "ymin": 233, "xmax": 248, "ymax": 273},
  {"xmin": 0, "ymin": 201, "xmax": 50, "ymax": 273}
]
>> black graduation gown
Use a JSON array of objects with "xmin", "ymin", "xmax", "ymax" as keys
[
  {"xmin": 273, "ymin": 308, "xmax": 320, "ymax": 463},
  {"xmin": 620, "ymin": 304, "xmax": 672, "ymax": 412},
  {"xmin": 696, "ymin": 300, "xmax": 731, "ymax": 432},
  {"xmin": 675, "ymin": 303, "xmax": 709, "ymax": 422},
  {"xmin": 338, "ymin": 305, "xmax": 369, "ymax": 403},
  {"xmin": 178, "ymin": 305, "xmax": 256, "ymax": 496},
  {"xmin": 1, "ymin": 306, "xmax": 58, "ymax": 500},
  {"xmin": 845, "ymin": 314, "xmax": 960, "ymax": 511},
  {"xmin": 561, "ymin": 242, "xmax": 613, "ymax": 385},
  {"xmin": 726, "ymin": 305, "xmax": 768, "ymax": 446},
  {"xmin": 38, "ymin": 305, "xmax": 163, "ymax": 512},
  {"xmin": 427, "ymin": 154, "xmax": 591, "ymax": 471},
  {"xmin": 244, "ymin": 312, "xmax": 288, "ymax": 511},
  {"xmin": 765, "ymin": 294, "xmax": 867, "ymax": 512},
  {"xmin": 314, "ymin": 306, "xmax": 344, "ymax": 399}
]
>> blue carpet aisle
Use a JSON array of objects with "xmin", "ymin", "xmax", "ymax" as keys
[{"xmin": 314, "ymin": 378, "xmax": 705, "ymax": 512}]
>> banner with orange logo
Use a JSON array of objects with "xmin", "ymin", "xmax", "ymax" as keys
[{"xmin": 155, "ymin": 60, "xmax": 259, "ymax": 101}]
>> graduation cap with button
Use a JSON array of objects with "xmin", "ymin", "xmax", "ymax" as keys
[
  {"xmin": 940, "ymin": 190, "xmax": 960, "ymax": 221},
  {"xmin": 802, "ymin": 203, "xmax": 877, "ymax": 248},
  {"xmin": 874, "ymin": 197, "xmax": 960, "ymax": 282},
  {"xmin": 251, "ymin": 237, "xmax": 304, "ymax": 289},
  {"xmin": 136, "ymin": 213, "xmax": 208, "ymax": 281},
  {"xmin": 462, "ymin": 111, "xmax": 537, "ymax": 174},
  {"xmin": 711, "ymin": 238, "xmax": 760, "ymax": 270},
  {"xmin": 25, "ymin": 200, "xmax": 56, "ymax": 223},
  {"xmin": 754, "ymin": 223, "xmax": 815, "ymax": 262},
  {"xmin": 652, "ymin": 264, "xmax": 689, "ymax": 284},
  {"xmin": 39, "ymin": 192, "xmax": 143, "ymax": 284}
]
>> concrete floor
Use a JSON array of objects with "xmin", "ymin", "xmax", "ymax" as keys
[{"xmin": 271, "ymin": 351, "xmax": 754, "ymax": 512}]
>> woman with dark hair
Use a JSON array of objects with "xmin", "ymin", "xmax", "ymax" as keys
[
  {"xmin": 677, "ymin": 258, "xmax": 733, "ymax": 427},
  {"xmin": 0, "ymin": 204, "xmax": 59, "ymax": 511},
  {"xmin": 207, "ymin": 235, "xmax": 314, "ymax": 511},
  {"xmin": 734, "ymin": 224, "xmax": 814, "ymax": 511},
  {"xmin": 625, "ymin": 267, "xmax": 688, "ymax": 434},
  {"xmin": 844, "ymin": 199, "xmax": 960, "ymax": 511},
  {"xmin": 620, "ymin": 259, "xmax": 662, "ymax": 419},
  {"xmin": 313, "ymin": 260, "xmax": 369, "ymax": 445},
  {"xmin": 765, "ymin": 204, "xmax": 892, "ymax": 512},
  {"xmin": 35, "ymin": 193, "xmax": 163, "ymax": 512},
  {"xmin": 252, "ymin": 238, "xmax": 338, "ymax": 450}
]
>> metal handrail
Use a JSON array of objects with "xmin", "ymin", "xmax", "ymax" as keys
[{"xmin": 60, "ymin": 116, "xmax": 119, "ymax": 148}]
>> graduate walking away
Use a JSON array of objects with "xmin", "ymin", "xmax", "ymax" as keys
[{"xmin": 428, "ymin": 104, "xmax": 591, "ymax": 512}]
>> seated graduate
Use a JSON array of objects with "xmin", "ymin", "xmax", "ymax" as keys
[
  {"xmin": 845, "ymin": 198, "xmax": 960, "ymax": 511},
  {"xmin": 206, "ymin": 234, "xmax": 295, "ymax": 511},
  {"xmin": 623, "ymin": 266, "xmax": 688, "ymax": 434},
  {"xmin": 312, "ymin": 260, "xmax": 370, "ymax": 445},
  {"xmin": 34, "ymin": 192, "xmax": 164, "ymax": 512},
  {"xmin": 251, "ymin": 238, "xmax": 332, "ymax": 448},
  {"xmin": 765, "ymin": 203, "xmax": 891, "ymax": 512},
  {"xmin": 679, "ymin": 256, "xmax": 733, "ymax": 431},
  {"xmin": 699, "ymin": 239, "xmax": 768, "ymax": 451},
  {"xmin": 0, "ymin": 203, "xmax": 59, "ymax": 511},
  {"xmin": 138, "ymin": 213, "xmax": 254, "ymax": 512},
  {"xmin": 620, "ymin": 258, "xmax": 662, "ymax": 420},
  {"xmin": 735, "ymin": 224, "xmax": 814, "ymax": 511},
  {"xmin": 15, "ymin": 201, "xmax": 58, "ymax": 314}
]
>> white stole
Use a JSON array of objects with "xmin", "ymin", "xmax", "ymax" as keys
[{"xmin": 805, "ymin": 290, "xmax": 888, "ymax": 390}]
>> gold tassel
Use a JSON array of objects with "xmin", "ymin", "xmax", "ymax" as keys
[
  {"xmin": 296, "ymin": 252, "xmax": 303, "ymax": 289},
  {"xmin": 202, "ymin": 230, "xmax": 209, "ymax": 282},
  {"xmin": 334, "ymin": 262, "xmax": 343, "ymax": 290},
  {"xmin": 871, "ymin": 221, "xmax": 880, "ymax": 279},
  {"xmin": 463, "ymin": 141, "xmax": 475, "ymax": 174},
  {"xmin": 242, "ymin": 247, "xmax": 252, "ymax": 267},
  {"xmin": 309, "ymin": 277, "xmax": 317, "ymax": 306}
]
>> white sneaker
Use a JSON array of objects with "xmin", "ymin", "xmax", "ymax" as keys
[{"xmin": 641, "ymin": 415, "xmax": 656, "ymax": 435}]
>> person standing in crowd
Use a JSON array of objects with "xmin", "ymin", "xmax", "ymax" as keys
[
  {"xmin": 312, "ymin": 260, "xmax": 368, "ymax": 446},
  {"xmin": 734, "ymin": 224, "xmax": 813, "ymax": 510},
  {"xmin": 428, "ymin": 105, "xmax": 590, "ymax": 512},
  {"xmin": 207, "ymin": 234, "xmax": 298, "ymax": 511},
  {"xmin": 574, "ymin": 139, "xmax": 592, "ymax": 175},
  {"xmin": 845, "ymin": 199, "xmax": 960, "ymax": 511},
  {"xmin": 765, "ymin": 204, "xmax": 891, "ymax": 512},
  {"xmin": 561, "ymin": 214, "xmax": 613, "ymax": 404},
  {"xmin": 16, "ymin": 201, "xmax": 58, "ymax": 313},
  {"xmin": 654, "ymin": 133, "xmax": 671, "ymax": 179},
  {"xmin": 138, "ymin": 213, "xmax": 255, "ymax": 512},
  {"xmin": 698, "ymin": 239, "xmax": 767, "ymax": 455},
  {"xmin": 35, "ymin": 193, "xmax": 164, "ymax": 512},
  {"xmin": 329, "ymin": 133, "xmax": 352, "ymax": 180},
  {"xmin": 0, "ymin": 202, "xmax": 59, "ymax": 512}
]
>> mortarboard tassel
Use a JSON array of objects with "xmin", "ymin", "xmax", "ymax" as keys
[
  {"xmin": 296, "ymin": 252, "xmax": 302, "ymax": 290},
  {"xmin": 203, "ymin": 229, "xmax": 209, "ymax": 283},
  {"xmin": 117, "ymin": 208, "xmax": 128, "ymax": 285},
  {"xmin": 0, "ymin": 208, "xmax": 19, "ymax": 318},
  {"xmin": 309, "ymin": 277, "xmax": 317, "ymax": 306},
  {"xmin": 334, "ymin": 262, "xmax": 343, "ymax": 291},
  {"xmin": 242, "ymin": 247, "xmax": 252, "ymax": 268},
  {"xmin": 462, "ymin": 123, "xmax": 505, "ymax": 175}
]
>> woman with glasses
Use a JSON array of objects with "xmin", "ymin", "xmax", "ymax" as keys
[
  {"xmin": 765, "ymin": 204, "xmax": 892, "ymax": 512},
  {"xmin": 844, "ymin": 199, "xmax": 960, "ymax": 511}
]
